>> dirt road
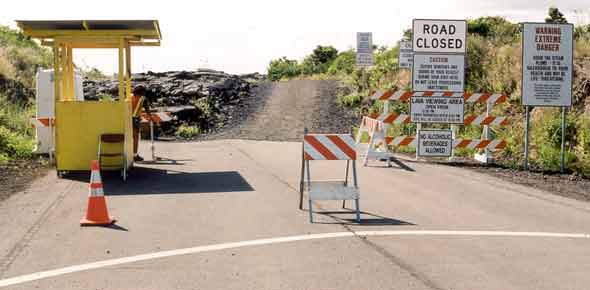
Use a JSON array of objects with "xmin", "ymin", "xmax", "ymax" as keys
[{"xmin": 204, "ymin": 79, "xmax": 357, "ymax": 141}]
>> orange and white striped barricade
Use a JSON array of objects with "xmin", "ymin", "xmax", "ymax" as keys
[
  {"xmin": 370, "ymin": 90, "xmax": 509, "ymax": 163},
  {"xmin": 299, "ymin": 130, "xmax": 360, "ymax": 223},
  {"xmin": 382, "ymin": 135, "xmax": 507, "ymax": 151},
  {"xmin": 355, "ymin": 116, "xmax": 392, "ymax": 167}
]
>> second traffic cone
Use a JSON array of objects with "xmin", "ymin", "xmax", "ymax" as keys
[{"xmin": 81, "ymin": 160, "xmax": 116, "ymax": 226}]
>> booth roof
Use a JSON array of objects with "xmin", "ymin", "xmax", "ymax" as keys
[{"xmin": 16, "ymin": 20, "xmax": 161, "ymax": 40}]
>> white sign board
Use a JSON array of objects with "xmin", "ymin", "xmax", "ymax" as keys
[
  {"xmin": 356, "ymin": 32, "xmax": 373, "ymax": 67},
  {"xmin": 399, "ymin": 40, "xmax": 413, "ymax": 68},
  {"xmin": 410, "ymin": 96, "xmax": 464, "ymax": 124},
  {"xmin": 412, "ymin": 54, "xmax": 464, "ymax": 92},
  {"xmin": 522, "ymin": 23, "xmax": 573, "ymax": 107},
  {"xmin": 418, "ymin": 130, "xmax": 453, "ymax": 157},
  {"xmin": 413, "ymin": 19, "xmax": 467, "ymax": 53}
]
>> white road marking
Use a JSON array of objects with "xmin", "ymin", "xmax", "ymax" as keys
[{"xmin": 1, "ymin": 230, "xmax": 588, "ymax": 288}]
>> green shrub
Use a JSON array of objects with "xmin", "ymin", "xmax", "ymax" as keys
[
  {"xmin": 175, "ymin": 123, "xmax": 201, "ymax": 139},
  {"xmin": 327, "ymin": 50, "xmax": 356, "ymax": 75},
  {"xmin": 0, "ymin": 126, "xmax": 34, "ymax": 162},
  {"xmin": 267, "ymin": 57, "xmax": 301, "ymax": 81}
]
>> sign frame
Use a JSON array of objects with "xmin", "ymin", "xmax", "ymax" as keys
[
  {"xmin": 417, "ymin": 129, "xmax": 453, "ymax": 157},
  {"xmin": 410, "ymin": 95, "xmax": 465, "ymax": 124},
  {"xmin": 412, "ymin": 19, "xmax": 467, "ymax": 54},
  {"xmin": 521, "ymin": 22, "xmax": 574, "ymax": 107},
  {"xmin": 411, "ymin": 53, "xmax": 466, "ymax": 93}
]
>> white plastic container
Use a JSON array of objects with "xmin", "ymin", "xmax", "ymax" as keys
[{"xmin": 33, "ymin": 69, "xmax": 84, "ymax": 154}]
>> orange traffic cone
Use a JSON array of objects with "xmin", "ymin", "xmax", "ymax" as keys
[{"xmin": 80, "ymin": 160, "xmax": 116, "ymax": 226}]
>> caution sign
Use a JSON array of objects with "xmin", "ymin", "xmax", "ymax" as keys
[
  {"xmin": 410, "ymin": 96, "xmax": 464, "ymax": 124},
  {"xmin": 522, "ymin": 23, "xmax": 573, "ymax": 107},
  {"xmin": 398, "ymin": 40, "xmax": 413, "ymax": 68},
  {"xmin": 418, "ymin": 130, "xmax": 453, "ymax": 157},
  {"xmin": 356, "ymin": 32, "xmax": 373, "ymax": 67},
  {"xmin": 413, "ymin": 19, "xmax": 466, "ymax": 53},
  {"xmin": 412, "ymin": 54, "xmax": 464, "ymax": 92}
]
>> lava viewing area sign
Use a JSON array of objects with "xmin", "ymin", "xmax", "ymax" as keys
[
  {"xmin": 417, "ymin": 129, "xmax": 453, "ymax": 157},
  {"xmin": 412, "ymin": 54, "xmax": 465, "ymax": 92},
  {"xmin": 412, "ymin": 19, "xmax": 467, "ymax": 53},
  {"xmin": 522, "ymin": 23, "xmax": 573, "ymax": 107},
  {"xmin": 410, "ymin": 96, "xmax": 464, "ymax": 124}
]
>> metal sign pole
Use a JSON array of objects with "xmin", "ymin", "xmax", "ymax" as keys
[
  {"xmin": 560, "ymin": 107, "xmax": 566, "ymax": 173},
  {"xmin": 524, "ymin": 106, "xmax": 530, "ymax": 171}
]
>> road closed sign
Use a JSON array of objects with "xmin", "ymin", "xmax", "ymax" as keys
[
  {"xmin": 412, "ymin": 54, "xmax": 465, "ymax": 92},
  {"xmin": 413, "ymin": 19, "xmax": 467, "ymax": 53},
  {"xmin": 410, "ymin": 96, "xmax": 464, "ymax": 124},
  {"xmin": 522, "ymin": 23, "xmax": 573, "ymax": 107},
  {"xmin": 418, "ymin": 130, "xmax": 453, "ymax": 157}
]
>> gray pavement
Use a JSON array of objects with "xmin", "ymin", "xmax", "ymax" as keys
[{"xmin": 1, "ymin": 139, "xmax": 589, "ymax": 289}]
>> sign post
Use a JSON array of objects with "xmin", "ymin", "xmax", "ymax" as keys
[
  {"xmin": 521, "ymin": 23, "xmax": 573, "ymax": 171},
  {"xmin": 356, "ymin": 32, "xmax": 373, "ymax": 68}
]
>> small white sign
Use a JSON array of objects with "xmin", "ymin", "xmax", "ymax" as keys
[
  {"xmin": 410, "ymin": 96, "xmax": 464, "ymax": 124},
  {"xmin": 522, "ymin": 23, "xmax": 573, "ymax": 107},
  {"xmin": 412, "ymin": 54, "xmax": 464, "ymax": 92},
  {"xmin": 399, "ymin": 40, "xmax": 413, "ymax": 68},
  {"xmin": 413, "ymin": 19, "xmax": 467, "ymax": 53},
  {"xmin": 357, "ymin": 32, "xmax": 373, "ymax": 67},
  {"xmin": 418, "ymin": 130, "xmax": 453, "ymax": 157}
]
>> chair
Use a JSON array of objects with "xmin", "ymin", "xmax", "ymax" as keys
[{"xmin": 97, "ymin": 133, "xmax": 127, "ymax": 180}]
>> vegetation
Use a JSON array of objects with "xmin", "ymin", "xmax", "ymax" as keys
[
  {"xmin": 0, "ymin": 25, "xmax": 52, "ymax": 163},
  {"xmin": 175, "ymin": 123, "xmax": 201, "ymax": 139},
  {"xmin": 266, "ymin": 8, "xmax": 590, "ymax": 176}
]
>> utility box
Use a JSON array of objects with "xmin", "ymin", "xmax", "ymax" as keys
[{"xmin": 34, "ymin": 69, "xmax": 84, "ymax": 154}]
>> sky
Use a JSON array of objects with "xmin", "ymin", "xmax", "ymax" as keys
[{"xmin": 1, "ymin": 0, "xmax": 588, "ymax": 75}]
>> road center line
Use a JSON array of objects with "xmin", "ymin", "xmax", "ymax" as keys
[{"xmin": 1, "ymin": 230, "xmax": 588, "ymax": 288}]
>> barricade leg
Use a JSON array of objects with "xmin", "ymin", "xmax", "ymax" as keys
[
  {"xmin": 355, "ymin": 199, "xmax": 360, "ymax": 222},
  {"xmin": 308, "ymin": 199, "xmax": 314, "ymax": 223}
]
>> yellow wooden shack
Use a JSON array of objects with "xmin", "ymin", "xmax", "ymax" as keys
[{"xmin": 17, "ymin": 20, "xmax": 161, "ymax": 177}]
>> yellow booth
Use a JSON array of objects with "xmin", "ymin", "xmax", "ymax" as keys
[{"xmin": 17, "ymin": 20, "xmax": 162, "ymax": 179}]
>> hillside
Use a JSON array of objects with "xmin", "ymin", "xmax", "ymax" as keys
[{"xmin": 267, "ymin": 14, "xmax": 590, "ymax": 176}]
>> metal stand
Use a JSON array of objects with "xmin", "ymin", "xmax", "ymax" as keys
[
  {"xmin": 560, "ymin": 107, "xmax": 566, "ymax": 173},
  {"xmin": 524, "ymin": 106, "xmax": 530, "ymax": 171}
]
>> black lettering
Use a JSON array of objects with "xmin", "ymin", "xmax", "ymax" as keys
[
  {"xmin": 423, "ymin": 24, "xmax": 430, "ymax": 34},
  {"xmin": 449, "ymin": 24, "xmax": 456, "ymax": 35}
]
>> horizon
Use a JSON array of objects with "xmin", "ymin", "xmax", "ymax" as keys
[{"xmin": 2, "ymin": 0, "xmax": 588, "ymax": 75}]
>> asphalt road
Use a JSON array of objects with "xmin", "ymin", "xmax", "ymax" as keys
[{"xmin": 1, "ymin": 139, "xmax": 589, "ymax": 290}]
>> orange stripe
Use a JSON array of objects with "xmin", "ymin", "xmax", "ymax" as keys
[
  {"xmin": 477, "ymin": 93, "xmax": 490, "ymax": 103},
  {"xmin": 383, "ymin": 113, "xmax": 398, "ymax": 123},
  {"xmin": 463, "ymin": 115, "xmax": 477, "ymax": 125},
  {"xmin": 327, "ymin": 135, "xmax": 356, "ymax": 160},
  {"xmin": 384, "ymin": 137, "xmax": 393, "ymax": 144},
  {"xmin": 369, "ymin": 113, "xmax": 380, "ymax": 119},
  {"xmin": 400, "ymin": 91, "xmax": 414, "ymax": 101},
  {"xmin": 399, "ymin": 137, "xmax": 415, "ymax": 146},
  {"xmin": 303, "ymin": 152, "xmax": 314, "ymax": 160},
  {"xmin": 90, "ymin": 182, "xmax": 103, "ymax": 189},
  {"xmin": 495, "ymin": 95, "xmax": 508, "ymax": 104},
  {"xmin": 496, "ymin": 140, "xmax": 507, "ymax": 149},
  {"xmin": 482, "ymin": 116, "xmax": 496, "ymax": 125},
  {"xmin": 39, "ymin": 118, "xmax": 51, "ymax": 127},
  {"xmin": 442, "ymin": 91, "xmax": 453, "ymax": 97},
  {"xmin": 500, "ymin": 118, "xmax": 509, "ymax": 126},
  {"xmin": 475, "ymin": 140, "xmax": 492, "ymax": 149},
  {"xmin": 423, "ymin": 91, "xmax": 434, "ymax": 96},
  {"xmin": 463, "ymin": 92, "xmax": 472, "ymax": 101},
  {"xmin": 455, "ymin": 139, "xmax": 471, "ymax": 148},
  {"xmin": 304, "ymin": 135, "xmax": 338, "ymax": 160},
  {"xmin": 90, "ymin": 160, "xmax": 100, "ymax": 171},
  {"xmin": 379, "ymin": 90, "xmax": 394, "ymax": 100}
]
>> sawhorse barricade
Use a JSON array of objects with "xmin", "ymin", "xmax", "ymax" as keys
[
  {"xmin": 356, "ymin": 116, "xmax": 393, "ymax": 166},
  {"xmin": 356, "ymin": 90, "xmax": 509, "ymax": 165},
  {"xmin": 299, "ymin": 131, "xmax": 360, "ymax": 223}
]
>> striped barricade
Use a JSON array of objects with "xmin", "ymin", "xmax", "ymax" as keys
[
  {"xmin": 369, "ymin": 113, "xmax": 509, "ymax": 126},
  {"xmin": 30, "ymin": 117, "xmax": 54, "ymax": 128},
  {"xmin": 370, "ymin": 90, "xmax": 508, "ymax": 104},
  {"xmin": 355, "ymin": 116, "xmax": 393, "ymax": 166},
  {"xmin": 382, "ymin": 136, "xmax": 508, "ymax": 151},
  {"xmin": 300, "ymin": 132, "xmax": 360, "ymax": 223}
]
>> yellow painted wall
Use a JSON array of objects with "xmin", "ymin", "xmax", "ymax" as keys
[{"xmin": 55, "ymin": 100, "xmax": 134, "ymax": 171}]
